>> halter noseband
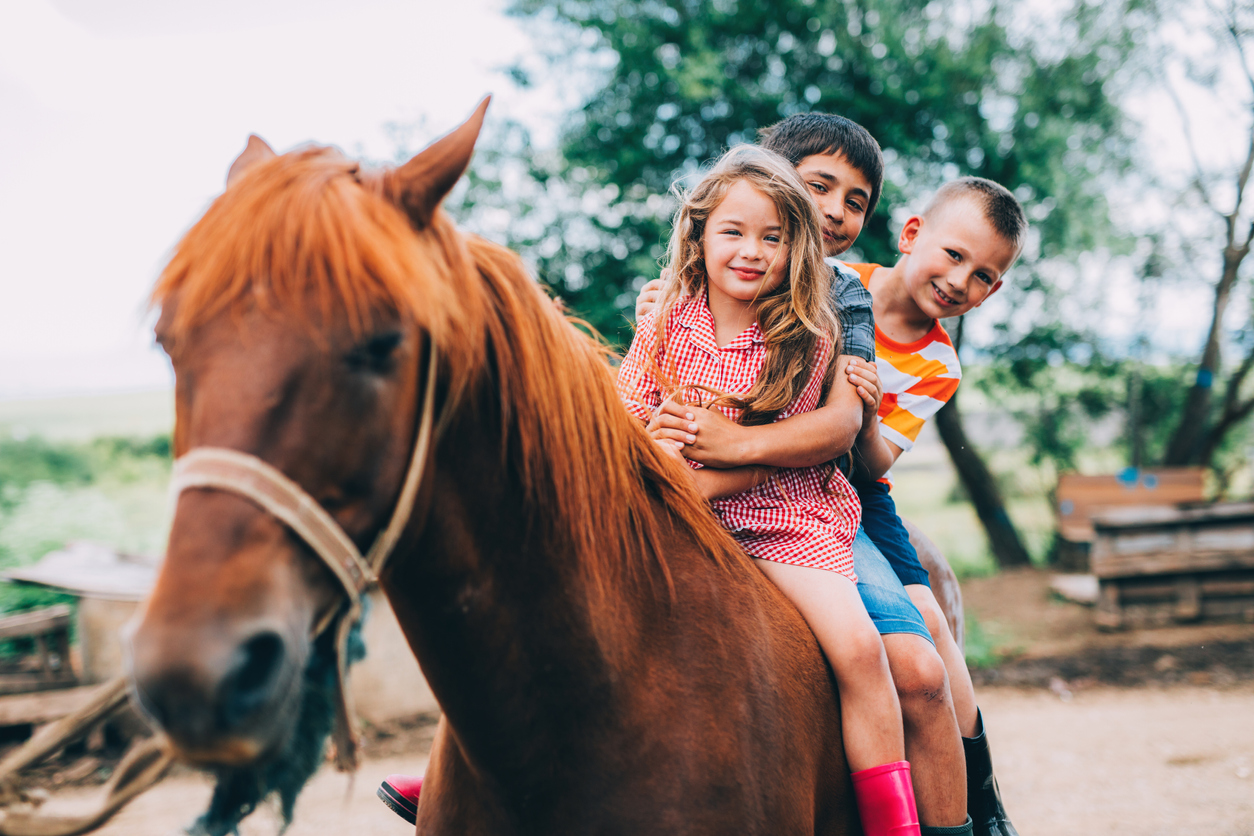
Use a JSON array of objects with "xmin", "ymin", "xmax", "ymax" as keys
[{"xmin": 167, "ymin": 346, "xmax": 439, "ymax": 771}]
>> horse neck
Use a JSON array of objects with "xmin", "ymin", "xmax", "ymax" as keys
[{"xmin": 380, "ymin": 384, "xmax": 666, "ymax": 774}]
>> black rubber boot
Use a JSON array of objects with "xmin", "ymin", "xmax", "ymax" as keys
[
  {"xmin": 922, "ymin": 817, "xmax": 974, "ymax": 836},
  {"xmin": 963, "ymin": 709, "xmax": 1019, "ymax": 836}
]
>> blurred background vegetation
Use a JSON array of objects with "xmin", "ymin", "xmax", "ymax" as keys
[
  {"xmin": 0, "ymin": 426, "xmax": 172, "ymax": 617},
  {"xmin": 441, "ymin": 0, "xmax": 1254, "ymax": 569},
  {"xmin": 2, "ymin": 0, "xmax": 1253, "ymax": 660}
]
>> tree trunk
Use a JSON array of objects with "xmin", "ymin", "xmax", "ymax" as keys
[
  {"xmin": 1161, "ymin": 243, "xmax": 1245, "ymax": 464},
  {"xmin": 1162, "ymin": 112, "xmax": 1254, "ymax": 465},
  {"xmin": 933, "ymin": 389, "xmax": 1034, "ymax": 568}
]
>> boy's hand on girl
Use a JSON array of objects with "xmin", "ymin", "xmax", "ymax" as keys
[
  {"xmin": 635, "ymin": 277, "xmax": 666, "ymax": 321},
  {"xmin": 648, "ymin": 398, "xmax": 749, "ymax": 469},
  {"xmin": 845, "ymin": 357, "xmax": 883, "ymax": 426}
]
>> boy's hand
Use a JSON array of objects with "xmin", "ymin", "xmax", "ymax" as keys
[
  {"xmin": 845, "ymin": 357, "xmax": 883, "ymax": 431},
  {"xmin": 635, "ymin": 276, "xmax": 666, "ymax": 321},
  {"xmin": 648, "ymin": 399, "xmax": 752, "ymax": 468}
]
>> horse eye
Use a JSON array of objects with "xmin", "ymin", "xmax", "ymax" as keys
[{"xmin": 348, "ymin": 331, "xmax": 403, "ymax": 372}]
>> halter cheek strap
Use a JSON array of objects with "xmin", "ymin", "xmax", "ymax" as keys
[{"xmin": 167, "ymin": 346, "xmax": 439, "ymax": 771}]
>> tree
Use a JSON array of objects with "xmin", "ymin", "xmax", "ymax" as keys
[
  {"xmin": 1159, "ymin": 0, "xmax": 1254, "ymax": 468},
  {"xmin": 489, "ymin": 0, "xmax": 1141, "ymax": 566},
  {"xmin": 935, "ymin": 317, "xmax": 1034, "ymax": 567}
]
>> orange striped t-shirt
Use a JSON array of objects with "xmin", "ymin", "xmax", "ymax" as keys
[{"xmin": 848, "ymin": 263, "xmax": 962, "ymax": 486}]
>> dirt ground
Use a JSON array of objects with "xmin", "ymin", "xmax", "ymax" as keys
[
  {"xmin": 17, "ymin": 571, "xmax": 1254, "ymax": 835},
  {"xmin": 962, "ymin": 568, "xmax": 1254, "ymax": 688}
]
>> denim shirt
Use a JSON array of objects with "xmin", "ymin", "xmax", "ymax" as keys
[{"xmin": 828, "ymin": 258, "xmax": 876, "ymax": 363}]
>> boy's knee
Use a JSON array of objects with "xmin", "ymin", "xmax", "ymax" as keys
[
  {"xmin": 907, "ymin": 586, "xmax": 952, "ymax": 645},
  {"xmin": 887, "ymin": 640, "xmax": 949, "ymax": 709}
]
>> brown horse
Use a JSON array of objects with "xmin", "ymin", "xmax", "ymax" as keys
[{"xmin": 128, "ymin": 100, "xmax": 862, "ymax": 834}]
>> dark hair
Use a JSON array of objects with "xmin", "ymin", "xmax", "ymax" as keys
[
  {"xmin": 758, "ymin": 113, "xmax": 885, "ymax": 216},
  {"xmin": 924, "ymin": 177, "xmax": 1027, "ymax": 251}
]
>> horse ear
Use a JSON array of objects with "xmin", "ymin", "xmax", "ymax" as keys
[
  {"xmin": 227, "ymin": 135, "xmax": 276, "ymax": 186},
  {"xmin": 388, "ymin": 96, "xmax": 490, "ymax": 229}
]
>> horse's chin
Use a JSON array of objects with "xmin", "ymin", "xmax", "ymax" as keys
[
  {"xmin": 160, "ymin": 666, "xmax": 307, "ymax": 771},
  {"xmin": 174, "ymin": 738, "xmax": 271, "ymax": 768}
]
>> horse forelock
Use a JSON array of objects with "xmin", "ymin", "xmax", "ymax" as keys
[
  {"xmin": 151, "ymin": 143, "xmax": 746, "ymax": 623},
  {"xmin": 151, "ymin": 146, "xmax": 470, "ymax": 353}
]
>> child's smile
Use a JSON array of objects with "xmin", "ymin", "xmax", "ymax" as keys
[
  {"xmin": 898, "ymin": 198, "xmax": 1017, "ymax": 321},
  {"xmin": 795, "ymin": 152, "xmax": 872, "ymax": 258},
  {"xmin": 703, "ymin": 180, "xmax": 789, "ymax": 307},
  {"xmin": 930, "ymin": 281, "xmax": 961, "ymax": 308}
]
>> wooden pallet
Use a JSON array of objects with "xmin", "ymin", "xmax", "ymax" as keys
[
  {"xmin": 1091, "ymin": 502, "xmax": 1254, "ymax": 630},
  {"xmin": 1054, "ymin": 468, "xmax": 1206, "ymax": 571},
  {"xmin": 0, "ymin": 605, "xmax": 77, "ymax": 694}
]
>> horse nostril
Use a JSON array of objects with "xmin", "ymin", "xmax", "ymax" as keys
[{"xmin": 220, "ymin": 631, "xmax": 287, "ymax": 729}]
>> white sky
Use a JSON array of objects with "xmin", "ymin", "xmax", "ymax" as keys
[
  {"xmin": 0, "ymin": 0, "xmax": 547, "ymax": 397},
  {"xmin": 0, "ymin": 1, "xmax": 1247, "ymax": 399}
]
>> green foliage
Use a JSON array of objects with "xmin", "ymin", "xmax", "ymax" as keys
[
  {"xmin": 0, "ymin": 436, "xmax": 95, "ymax": 504},
  {"xmin": 0, "ymin": 433, "xmax": 170, "ymax": 500},
  {"xmin": 963, "ymin": 610, "xmax": 1017, "ymax": 669},
  {"xmin": 0, "ymin": 433, "xmax": 172, "ymax": 615},
  {"xmin": 974, "ymin": 324, "xmax": 1126, "ymax": 470},
  {"xmin": 496, "ymin": 0, "xmax": 1141, "ymax": 346}
]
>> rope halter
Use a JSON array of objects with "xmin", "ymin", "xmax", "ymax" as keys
[{"xmin": 166, "ymin": 346, "xmax": 439, "ymax": 771}]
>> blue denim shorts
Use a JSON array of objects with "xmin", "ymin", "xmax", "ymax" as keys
[
  {"xmin": 853, "ymin": 527, "xmax": 932, "ymax": 643},
  {"xmin": 853, "ymin": 478, "xmax": 932, "ymax": 588}
]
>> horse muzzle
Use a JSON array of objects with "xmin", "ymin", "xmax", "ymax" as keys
[{"xmin": 128, "ymin": 617, "xmax": 307, "ymax": 766}]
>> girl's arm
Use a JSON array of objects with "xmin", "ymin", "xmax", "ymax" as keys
[
  {"xmin": 691, "ymin": 464, "xmax": 776, "ymax": 500},
  {"xmin": 652, "ymin": 433, "xmax": 773, "ymax": 500},
  {"xmin": 650, "ymin": 355, "xmax": 866, "ymax": 469}
]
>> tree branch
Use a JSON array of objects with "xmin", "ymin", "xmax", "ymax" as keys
[
  {"xmin": 1222, "ymin": 337, "xmax": 1254, "ymax": 415},
  {"xmin": 1226, "ymin": 0, "xmax": 1254, "ymax": 102},
  {"xmin": 1165, "ymin": 79, "xmax": 1222, "ymax": 217},
  {"xmin": 1200, "ymin": 334, "xmax": 1254, "ymax": 466},
  {"xmin": 1232, "ymin": 122, "xmax": 1254, "ymax": 226}
]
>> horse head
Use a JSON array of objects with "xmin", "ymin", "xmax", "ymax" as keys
[{"xmin": 127, "ymin": 99, "xmax": 489, "ymax": 769}]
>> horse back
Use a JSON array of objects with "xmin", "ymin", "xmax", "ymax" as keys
[{"xmin": 417, "ymin": 538, "xmax": 856, "ymax": 835}]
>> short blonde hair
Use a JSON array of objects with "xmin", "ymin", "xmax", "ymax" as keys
[{"xmin": 924, "ymin": 177, "xmax": 1027, "ymax": 253}]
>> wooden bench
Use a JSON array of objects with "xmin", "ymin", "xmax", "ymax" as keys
[
  {"xmin": 1090, "ymin": 502, "xmax": 1254, "ymax": 629},
  {"xmin": 1054, "ymin": 468, "xmax": 1206, "ymax": 570},
  {"xmin": 0, "ymin": 605, "xmax": 77, "ymax": 694}
]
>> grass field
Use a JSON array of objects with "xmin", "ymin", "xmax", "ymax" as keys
[{"xmin": 0, "ymin": 392, "xmax": 174, "ymax": 616}]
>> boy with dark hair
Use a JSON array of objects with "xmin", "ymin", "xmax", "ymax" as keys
[
  {"xmin": 758, "ymin": 112, "xmax": 886, "ymax": 215},
  {"xmin": 642, "ymin": 121, "xmax": 1021, "ymax": 836}
]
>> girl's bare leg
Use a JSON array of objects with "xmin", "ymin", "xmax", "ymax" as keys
[{"xmin": 754, "ymin": 558, "xmax": 904, "ymax": 770}]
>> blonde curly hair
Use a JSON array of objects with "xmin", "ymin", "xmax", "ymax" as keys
[{"xmin": 652, "ymin": 144, "xmax": 841, "ymax": 426}]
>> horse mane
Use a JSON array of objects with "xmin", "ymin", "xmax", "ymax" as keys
[{"xmin": 152, "ymin": 145, "xmax": 746, "ymax": 601}]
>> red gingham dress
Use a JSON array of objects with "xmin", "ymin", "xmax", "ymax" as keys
[{"xmin": 618, "ymin": 294, "xmax": 862, "ymax": 580}]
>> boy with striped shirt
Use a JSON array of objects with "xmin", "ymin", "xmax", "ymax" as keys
[{"xmin": 837, "ymin": 177, "xmax": 1025, "ymax": 836}]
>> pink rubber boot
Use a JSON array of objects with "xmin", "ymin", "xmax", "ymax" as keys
[
  {"xmin": 377, "ymin": 774, "xmax": 422, "ymax": 824},
  {"xmin": 851, "ymin": 760, "xmax": 921, "ymax": 836}
]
